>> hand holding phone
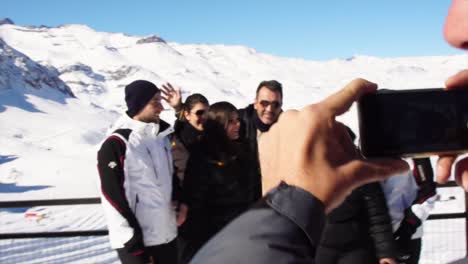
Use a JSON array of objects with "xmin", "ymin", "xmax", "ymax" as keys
[{"xmin": 358, "ymin": 88, "xmax": 468, "ymax": 158}]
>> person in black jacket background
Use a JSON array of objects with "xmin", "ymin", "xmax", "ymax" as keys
[
  {"xmin": 315, "ymin": 127, "xmax": 398, "ymax": 264},
  {"xmin": 161, "ymin": 84, "xmax": 211, "ymax": 263},
  {"xmin": 180, "ymin": 101, "xmax": 257, "ymax": 263},
  {"xmin": 238, "ymin": 80, "xmax": 283, "ymax": 201},
  {"xmin": 189, "ymin": 2, "xmax": 468, "ymax": 262},
  {"xmin": 316, "ymin": 182, "xmax": 398, "ymax": 264},
  {"xmin": 189, "ymin": 79, "xmax": 409, "ymax": 264}
]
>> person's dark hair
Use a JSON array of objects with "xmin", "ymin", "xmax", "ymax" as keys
[
  {"xmin": 202, "ymin": 101, "xmax": 238, "ymax": 159},
  {"xmin": 184, "ymin": 93, "xmax": 209, "ymax": 112},
  {"xmin": 206, "ymin": 101, "xmax": 237, "ymax": 128},
  {"xmin": 256, "ymin": 80, "xmax": 283, "ymax": 98},
  {"xmin": 179, "ymin": 93, "xmax": 209, "ymax": 121}
]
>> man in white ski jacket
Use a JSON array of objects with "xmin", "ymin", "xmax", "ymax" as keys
[{"xmin": 97, "ymin": 80, "xmax": 185, "ymax": 264}]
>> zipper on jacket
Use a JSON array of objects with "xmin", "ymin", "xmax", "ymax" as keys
[
  {"xmin": 134, "ymin": 194, "xmax": 139, "ymax": 212},
  {"xmin": 146, "ymin": 147, "xmax": 160, "ymax": 183},
  {"xmin": 165, "ymin": 144, "xmax": 172, "ymax": 176}
]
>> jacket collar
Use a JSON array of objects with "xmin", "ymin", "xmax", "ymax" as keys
[
  {"xmin": 174, "ymin": 120, "xmax": 204, "ymax": 149},
  {"xmin": 245, "ymin": 104, "xmax": 272, "ymax": 133},
  {"xmin": 110, "ymin": 113, "xmax": 174, "ymax": 137},
  {"xmin": 158, "ymin": 120, "xmax": 174, "ymax": 137}
]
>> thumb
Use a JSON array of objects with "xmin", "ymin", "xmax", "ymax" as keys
[{"xmin": 321, "ymin": 78, "xmax": 377, "ymax": 117}]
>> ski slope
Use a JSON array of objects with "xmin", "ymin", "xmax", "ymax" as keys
[{"xmin": 0, "ymin": 21, "xmax": 467, "ymax": 263}]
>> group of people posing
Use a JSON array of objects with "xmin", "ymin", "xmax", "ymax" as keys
[
  {"xmin": 97, "ymin": 78, "xmax": 438, "ymax": 264},
  {"xmin": 97, "ymin": 80, "xmax": 281, "ymax": 264}
]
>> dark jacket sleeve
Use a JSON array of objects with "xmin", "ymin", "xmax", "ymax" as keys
[
  {"xmin": 238, "ymin": 105, "xmax": 258, "ymax": 153},
  {"xmin": 238, "ymin": 106, "xmax": 249, "ymax": 142},
  {"xmin": 190, "ymin": 182, "xmax": 325, "ymax": 264},
  {"xmin": 172, "ymin": 167, "xmax": 185, "ymax": 203},
  {"xmin": 359, "ymin": 183, "xmax": 397, "ymax": 259},
  {"xmin": 97, "ymin": 137, "xmax": 145, "ymax": 255},
  {"xmin": 238, "ymin": 105, "xmax": 262, "ymax": 201},
  {"xmin": 184, "ymin": 154, "xmax": 210, "ymax": 208},
  {"xmin": 182, "ymin": 154, "xmax": 211, "ymax": 237}
]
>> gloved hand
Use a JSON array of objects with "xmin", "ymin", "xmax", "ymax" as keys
[
  {"xmin": 394, "ymin": 193, "xmax": 438, "ymax": 246},
  {"xmin": 397, "ymin": 157, "xmax": 438, "ymax": 236},
  {"xmin": 123, "ymin": 227, "xmax": 150, "ymax": 263}
]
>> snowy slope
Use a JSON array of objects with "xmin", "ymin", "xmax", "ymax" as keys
[
  {"xmin": 0, "ymin": 38, "xmax": 73, "ymax": 97},
  {"xmin": 0, "ymin": 21, "xmax": 467, "ymax": 264},
  {"xmin": 0, "ymin": 31, "xmax": 117, "ymax": 199},
  {"xmin": 0, "ymin": 23, "xmax": 466, "ymax": 200},
  {"xmin": 1, "ymin": 23, "xmax": 466, "ymax": 110}
]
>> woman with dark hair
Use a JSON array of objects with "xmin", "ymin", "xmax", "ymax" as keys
[
  {"xmin": 179, "ymin": 101, "xmax": 255, "ymax": 263},
  {"xmin": 161, "ymin": 84, "xmax": 210, "ymax": 260},
  {"xmin": 174, "ymin": 94, "xmax": 209, "ymax": 183},
  {"xmin": 161, "ymin": 83, "xmax": 209, "ymax": 184}
]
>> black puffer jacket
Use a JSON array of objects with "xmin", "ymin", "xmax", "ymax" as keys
[
  {"xmin": 173, "ymin": 119, "xmax": 203, "ymax": 151},
  {"xmin": 180, "ymin": 140, "xmax": 256, "ymax": 262},
  {"xmin": 316, "ymin": 182, "xmax": 397, "ymax": 264},
  {"xmin": 238, "ymin": 104, "xmax": 263, "ymax": 202},
  {"xmin": 238, "ymin": 104, "xmax": 259, "ymax": 158}
]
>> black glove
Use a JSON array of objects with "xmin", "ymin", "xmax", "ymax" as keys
[
  {"xmin": 123, "ymin": 225, "xmax": 149, "ymax": 262},
  {"xmin": 394, "ymin": 208, "xmax": 422, "ymax": 243},
  {"xmin": 394, "ymin": 207, "xmax": 421, "ymax": 263}
]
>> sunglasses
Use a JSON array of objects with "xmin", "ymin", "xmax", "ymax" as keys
[
  {"xmin": 192, "ymin": 109, "xmax": 206, "ymax": 116},
  {"xmin": 259, "ymin": 100, "xmax": 281, "ymax": 109}
]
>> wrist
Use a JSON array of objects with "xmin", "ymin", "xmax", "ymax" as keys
[
  {"xmin": 173, "ymin": 100, "xmax": 183, "ymax": 112},
  {"xmin": 285, "ymin": 172, "xmax": 336, "ymax": 213}
]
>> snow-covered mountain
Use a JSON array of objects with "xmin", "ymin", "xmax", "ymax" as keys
[
  {"xmin": 0, "ymin": 19, "xmax": 467, "ymax": 264},
  {"xmin": 0, "ymin": 20, "xmax": 466, "ymax": 199},
  {"xmin": 0, "ymin": 38, "xmax": 74, "ymax": 97},
  {"xmin": 0, "ymin": 18, "xmax": 14, "ymax": 26},
  {"xmin": 1, "ymin": 22, "xmax": 466, "ymax": 111}
]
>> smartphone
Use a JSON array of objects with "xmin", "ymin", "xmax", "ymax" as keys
[{"xmin": 357, "ymin": 88, "xmax": 468, "ymax": 158}]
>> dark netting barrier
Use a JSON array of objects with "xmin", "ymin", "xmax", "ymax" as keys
[
  {"xmin": 1, "ymin": 183, "xmax": 467, "ymax": 264},
  {"xmin": 0, "ymin": 236, "xmax": 118, "ymax": 264},
  {"xmin": 421, "ymin": 218, "xmax": 466, "ymax": 263},
  {"xmin": 0, "ymin": 198, "xmax": 119, "ymax": 263},
  {"xmin": 420, "ymin": 184, "xmax": 468, "ymax": 264}
]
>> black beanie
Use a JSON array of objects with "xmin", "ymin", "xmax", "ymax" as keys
[{"xmin": 125, "ymin": 80, "xmax": 160, "ymax": 118}]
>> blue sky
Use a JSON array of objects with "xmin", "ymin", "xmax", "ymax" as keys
[{"xmin": 2, "ymin": 0, "xmax": 464, "ymax": 60}]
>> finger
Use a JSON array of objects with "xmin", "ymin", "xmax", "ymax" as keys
[
  {"xmin": 161, "ymin": 95, "xmax": 169, "ymax": 102},
  {"xmin": 161, "ymin": 83, "xmax": 170, "ymax": 91},
  {"xmin": 455, "ymin": 157, "xmax": 468, "ymax": 191},
  {"xmin": 165, "ymin": 82, "xmax": 175, "ymax": 92},
  {"xmin": 342, "ymin": 158, "xmax": 409, "ymax": 188},
  {"xmin": 436, "ymin": 155, "xmax": 456, "ymax": 183},
  {"xmin": 445, "ymin": 70, "xmax": 468, "ymax": 90},
  {"xmin": 320, "ymin": 78, "xmax": 377, "ymax": 117},
  {"xmin": 160, "ymin": 87, "xmax": 171, "ymax": 97},
  {"xmin": 161, "ymin": 83, "xmax": 176, "ymax": 94}
]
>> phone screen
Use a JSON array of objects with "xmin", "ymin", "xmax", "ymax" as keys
[{"xmin": 358, "ymin": 88, "xmax": 468, "ymax": 157}]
